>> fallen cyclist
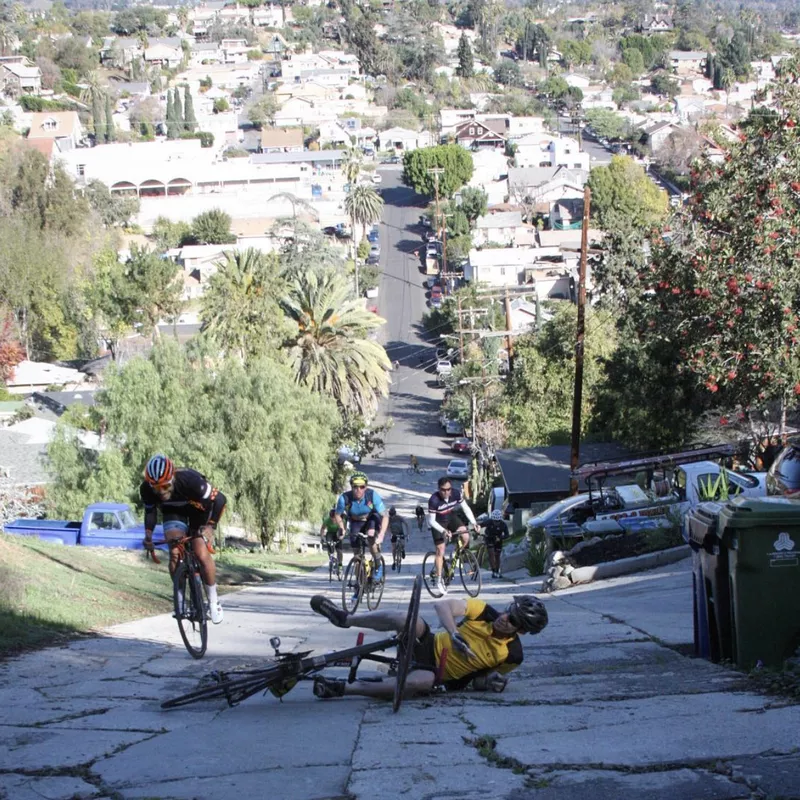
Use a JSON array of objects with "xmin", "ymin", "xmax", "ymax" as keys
[{"xmin": 308, "ymin": 593, "xmax": 548, "ymax": 700}]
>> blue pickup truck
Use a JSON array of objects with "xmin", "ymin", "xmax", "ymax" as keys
[{"xmin": 4, "ymin": 503, "xmax": 164, "ymax": 549}]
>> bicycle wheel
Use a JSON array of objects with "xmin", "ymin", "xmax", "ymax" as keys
[
  {"xmin": 416, "ymin": 467, "xmax": 427, "ymax": 476},
  {"xmin": 421, "ymin": 551, "xmax": 443, "ymax": 598},
  {"xmin": 174, "ymin": 560, "xmax": 208, "ymax": 659},
  {"xmin": 366, "ymin": 555, "xmax": 385, "ymax": 610},
  {"xmin": 459, "ymin": 548, "xmax": 482, "ymax": 597},
  {"xmin": 405, "ymin": 467, "xmax": 415, "ymax": 476},
  {"xmin": 342, "ymin": 556, "xmax": 364, "ymax": 613},
  {"xmin": 161, "ymin": 665, "xmax": 287, "ymax": 710},
  {"xmin": 393, "ymin": 574, "xmax": 422, "ymax": 713},
  {"xmin": 328, "ymin": 555, "xmax": 334, "ymax": 582},
  {"xmin": 475, "ymin": 544, "xmax": 488, "ymax": 570}
]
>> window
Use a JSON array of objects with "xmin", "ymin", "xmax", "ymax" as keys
[
  {"xmin": 573, "ymin": 163, "xmax": 582, "ymax": 169},
  {"xmin": 469, "ymin": 126, "xmax": 475, "ymax": 135},
  {"xmin": 89, "ymin": 512, "xmax": 121, "ymax": 531},
  {"xmin": 500, "ymin": 267, "xmax": 506, "ymax": 276},
  {"xmin": 43, "ymin": 119, "xmax": 57, "ymax": 130},
  {"xmin": 77, "ymin": 164, "xmax": 86, "ymax": 177}
]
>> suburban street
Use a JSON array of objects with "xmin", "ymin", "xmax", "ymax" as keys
[{"xmin": 363, "ymin": 167, "xmax": 458, "ymax": 503}]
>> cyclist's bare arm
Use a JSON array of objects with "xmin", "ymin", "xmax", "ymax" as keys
[{"xmin": 434, "ymin": 598, "xmax": 468, "ymax": 635}]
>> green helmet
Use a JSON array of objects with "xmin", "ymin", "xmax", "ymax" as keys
[{"xmin": 349, "ymin": 471, "xmax": 368, "ymax": 487}]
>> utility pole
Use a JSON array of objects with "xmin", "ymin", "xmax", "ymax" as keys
[
  {"xmin": 457, "ymin": 294, "xmax": 465, "ymax": 361},
  {"xmin": 569, "ymin": 185, "xmax": 591, "ymax": 496}
]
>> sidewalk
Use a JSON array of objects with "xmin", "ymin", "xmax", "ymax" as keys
[{"xmin": 1, "ymin": 558, "xmax": 799, "ymax": 799}]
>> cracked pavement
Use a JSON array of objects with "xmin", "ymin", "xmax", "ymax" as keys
[{"xmin": 1, "ymin": 555, "xmax": 800, "ymax": 800}]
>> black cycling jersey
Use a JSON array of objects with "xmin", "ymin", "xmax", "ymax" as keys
[
  {"xmin": 428, "ymin": 487, "xmax": 465, "ymax": 527},
  {"xmin": 482, "ymin": 519, "xmax": 509, "ymax": 543},
  {"xmin": 141, "ymin": 468, "xmax": 226, "ymax": 534}
]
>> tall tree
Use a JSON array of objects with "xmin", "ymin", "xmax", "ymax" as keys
[
  {"xmin": 280, "ymin": 269, "xmax": 391, "ymax": 416},
  {"xmin": 341, "ymin": 146, "xmax": 363, "ymax": 185},
  {"xmin": 402, "ymin": 144, "xmax": 474, "ymax": 199},
  {"xmin": 200, "ymin": 248, "xmax": 287, "ymax": 360},
  {"xmin": 91, "ymin": 91, "xmax": 105, "ymax": 142},
  {"xmin": 456, "ymin": 32, "xmax": 474, "ymax": 78},
  {"xmin": 190, "ymin": 208, "xmax": 235, "ymax": 244},
  {"xmin": 587, "ymin": 155, "xmax": 669, "ymax": 230},
  {"xmin": 122, "ymin": 244, "xmax": 184, "ymax": 339},
  {"xmin": 104, "ymin": 92, "xmax": 115, "ymax": 143},
  {"xmin": 165, "ymin": 88, "xmax": 176, "ymax": 139},
  {"xmin": 626, "ymin": 58, "xmax": 800, "ymax": 432},
  {"xmin": 344, "ymin": 183, "xmax": 384, "ymax": 243},
  {"xmin": 172, "ymin": 87, "xmax": 183, "ymax": 133},
  {"xmin": 183, "ymin": 85, "xmax": 197, "ymax": 132}
]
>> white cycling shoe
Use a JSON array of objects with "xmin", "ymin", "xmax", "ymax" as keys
[{"xmin": 209, "ymin": 601, "xmax": 224, "ymax": 624}]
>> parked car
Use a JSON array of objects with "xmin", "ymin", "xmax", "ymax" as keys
[
  {"xmin": 444, "ymin": 420, "xmax": 465, "ymax": 436},
  {"xmin": 425, "ymin": 275, "xmax": 440, "ymax": 290},
  {"xmin": 430, "ymin": 286, "xmax": 443, "ymax": 308},
  {"xmin": 372, "ymin": 173, "xmax": 382, "ymax": 184},
  {"xmin": 426, "ymin": 242, "xmax": 441, "ymax": 258},
  {"xmin": 436, "ymin": 358, "xmax": 452, "ymax": 376},
  {"xmin": 419, "ymin": 215, "xmax": 431, "ymax": 228},
  {"xmin": 424, "ymin": 231, "xmax": 439, "ymax": 243},
  {"xmin": 451, "ymin": 437, "xmax": 471, "ymax": 454},
  {"xmin": 367, "ymin": 227, "xmax": 379, "ymax": 243},
  {"xmin": 386, "ymin": 155, "xmax": 400, "ymax": 164},
  {"xmin": 369, "ymin": 243, "xmax": 381, "ymax": 259},
  {"xmin": 446, "ymin": 459, "xmax": 470, "ymax": 480},
  {"xmin": 337, "ymin": 445, "xmax": 362, "ymax": 466}
]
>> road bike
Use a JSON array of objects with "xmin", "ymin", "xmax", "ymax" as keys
[
  {"xmin": 406, "ymin": 465, "xmax": 427, "ymax": 476},
  {"xmin": 392, "ymin": 536, "xmax": 406, "ymax": 573},
  {"xmin": 422, "ymin": 534, "xmax": 481, "ymax": 599},
  {"xmin": 162, "ymin": 576, "xmax": 426, "ymax": 714},
  {"xmin": 149, "ymin": 536, "xmax": 211, "ymax": 659},
  {"xmin": 342, "ymin": 530, "xmax": 385, "ymax": 613},
  {"xmin": 324, "ymin": 539, "xmax": 343, "ymax": 582}
]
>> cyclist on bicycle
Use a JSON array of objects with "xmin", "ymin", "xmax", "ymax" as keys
[
  {"xmin": 140, "ymin": 454, "xmax": 226, "ymax": 624},
  {"xmin": 319, "ymin": 509, "xmax": 343, "ymax": 570},
  {"xmin": 334, "ymin": 471, "xmax": 388, "ymax": 582},
  {"xmin": 415, "ymin": 504, "xmax": 426, "ymax": 531},
  {"xmin": 388, "ymin": 507, "xmax": 407, "ymax": 571},
  {"xmin": 427, "ymin": 477, "xmax": 478, "ymax": 595},
  {"xmin": 481, "ymin": 510, "xmax": 510, "ymax": 579},
  {"xmin": 409, "ymin": 455, "xmax": 419, "ymax": 473},
  {"xmin": 309, "ymin": 593, "xmax": 548, "ymax": 700}
]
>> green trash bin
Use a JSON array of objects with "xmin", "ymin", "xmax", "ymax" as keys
[{"xmin": 718, "ymin": 496, "xmax": 800, "ymax": 670}]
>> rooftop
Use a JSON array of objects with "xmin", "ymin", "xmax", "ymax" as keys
[{"xmin": 475, "ymin": 211, "xmax": 525, "ymax": 229}]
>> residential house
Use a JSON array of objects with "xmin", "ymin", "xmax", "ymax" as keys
[
  {"xmin": 551, "ymin": 198, "xmax": 585, "ymax": 230},
  {"xmin": 670, "ymin": 51, "xmax": 708, "ymax": 76},
  {"xmin": 112, "ymin": 81, "xmax": 151, "ymax": 99},
  {"xmin": 440, "ymin": 107, "xmax": 478, "ymax": 136},
  {"xmin": 275, "ymin": 81, "xmax": 337, "ymax": 103},
  {"xmin": 454, "ymin": 119, "xmax": 506, "ymax": 150},
  {"xmin": 472, "ymin": 211, "xmax": 532, "ymax": 248},
  {"xmin": 2, "ymin": 60, "xmax": 42, "ymax": 97},
  {"xmin": 145, "ymin": 42, "xmax": 184, "ymax": 69},
  {"xmin": 514, "ymin": 133, "xmax": 589, "ymax": 170},
  {"xmin": 674, "ymin": 96, "xmax": 706, "ymax": 123},
  {"xmin": 191, "ymin": 41, "xmax": 223, "ymax": 66},
  {"xmin": 640, "ymin": 14, "xmax": 673, "ymax": 34},
  {"xmin": 580, "ymin": 85, "xmax": 616, "ymax": 111},
  {"xmin": 465, "ymin": 246, "xmax": 566, "ymax": 290},
  {"xmin": 221, "ymin": 39, "xmax": 250, "ymax": 65},
  {"xmin": 253, "ymin": 5, "xmax": 293, "ymax": 27},
  {"xmin": 264, "ymin": 32, "xmax": 290, "ymax": 58},
  {"xmin": 507, "ymin": 166, "xmax": 588, "ymax": 210},
  {"xmin": 273, "ymin": 95, "xmax": 321, "ymax": 126},
  {"xmin": 259, "ymin": 126, "xmax": 303, "ymax": 153},
  {"xmin": 27, "ymin": 111, "xmax": 84, "ymax": 152},
  {"xmin": 377, "ymin": 127, "xmax": 431, "ymax": 153},
  {"xmin": 218, "ymin": 4, "xmax": 250, "ymax": 24},
  {"xmin": 564, "ymin": 74, "xmax": 591, "ymax": 90},
  {"xmin": 640, "ymin": 120, "xmax": 682, "ymax": 151},
  {"xmin": 319, "ymin": 118, "xmax": 375, "ymax": 149},
  {"xmin": 6, "ymin": 360, "xmax": 85, "ymax": 395}
]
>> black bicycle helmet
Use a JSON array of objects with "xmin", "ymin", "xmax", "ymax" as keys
[
  {"xmin": 507, "ymin": 596, "xmax": 548, "ymax": 635},
  {"xmin": 388, "ymin": 507, "xmax": 396, "ymax": 517}
]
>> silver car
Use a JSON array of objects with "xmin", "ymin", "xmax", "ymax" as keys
[{"xmin": 446, "ymin": 458, "xmax": 469, "ymax": 480}]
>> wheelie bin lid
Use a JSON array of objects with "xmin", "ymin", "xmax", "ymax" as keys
[
  {"xmin": 687, "ymin": 501, "xmax": 725, "ymax": 547},
  {"xmin": 719, "ymin": 496, "xmax": 800, "ymax": 529}
]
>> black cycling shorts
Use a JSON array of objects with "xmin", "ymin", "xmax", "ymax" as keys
[
  {"xmin": 324, "ymin": 536, "xmax": 343, "ymax": 550},
  {"xmin": 485, "ymin": 536, "xmax": 504, "ymax": 552},
  {"xmin": 431, "ymin": 510, "xmax": 468, "ymax": 544},
  {"xmin": 411, "ymin": 620, "xmax": 437, "ymax": 674},
  {"xmin": 391, "ymin": 534, "xmax": 406, "ymax": 544},
  {"xmin": 348, "ymin": 515, "xmax": 380, "ymax": 548}
]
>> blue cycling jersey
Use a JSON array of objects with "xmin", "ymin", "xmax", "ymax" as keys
[{"xmin": 335, "ymin": 487, "xmax": 386, "ymax": 519}]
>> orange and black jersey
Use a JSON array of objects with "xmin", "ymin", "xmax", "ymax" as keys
[
  {"xmin": 433, "ymin": 599, "xmax": 523, "ymax": 689},
  {"xmin": 140, "ymin": 468, "xmax": 226, "ymax": 533}
]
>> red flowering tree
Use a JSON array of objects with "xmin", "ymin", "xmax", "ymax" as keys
[
  {"xmin": 0, "ymin": 312, "xmax": 24, "ymax": 386},
  {"xmin": 632, "ymin": 57, "xmax": 800, "ymax": 432}
]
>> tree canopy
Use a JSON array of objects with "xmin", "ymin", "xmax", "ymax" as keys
[{"xmin": 402, "ymin": 144, "xmax": 474, "ymax": 199}]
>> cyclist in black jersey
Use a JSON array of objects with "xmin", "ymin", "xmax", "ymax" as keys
[
  {"xmin": 140, "ymin": 454, "xmax": 227, "ymax": 624},
  {"xmin": 481, "ymin": 510, "xmax": 510, "ymax": 579},
  {"xmin": 427, "ymin": 476, "xmax": 478, "ymax": 595},
  {"xmin": 388, "ymin": 507, "xmax": 407, "ymax": 570}
]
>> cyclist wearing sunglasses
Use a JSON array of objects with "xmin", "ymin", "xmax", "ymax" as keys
[
  {"xmin": 140, "ymin": 454, "xmax": 227, "ymax": 624},
  {"xmin": 310, "ymin": 593, "xmax": 548, "ymax": 699},
  {"xmin": 334, "ymin": 471, "xmax": 389, "ymax": 581},
  {"xmin": 427, "ymin": 476, "xmax": 479, "ymax": 595}
]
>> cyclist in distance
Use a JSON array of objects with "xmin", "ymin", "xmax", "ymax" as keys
[
  {"xmin": 140, "ymin": 454, "xmax": 226, "ymax": 624},
  {"xmin": 320, "ymin": 509, "xmax": 344, "ymax": 570},
  {"xmin": 415, "ymin": 504, "xmax": 426, "ymax": 531},
  {"xmin": 427, "ymin": 476, "xmax": 479, "ymax": 595},
  {"xmin": 409, "ymin": 454, "xmax": 420, "ymax": 473},
  {"xmin": 388, "ymin": 507, "xmax": 408, "ymax": 571},
  {"xmin": 309, "ymin": 593, "xmax": 549, "ymax": 699},
  {"xmin": 481, "ymin": 510, "xmax": 510, "ymax": 579},
  {"xmin": 334, "ymin": 471, "xmax": 388, "ymax": 582}
]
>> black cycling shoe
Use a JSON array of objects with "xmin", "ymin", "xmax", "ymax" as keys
[
  {"xmin": 313, "ymin": 676, "xmax": 346, "ymax": 699},
  {"xmin": 310, "ymin": 595, "xmax": 349, "ymax": 628}
]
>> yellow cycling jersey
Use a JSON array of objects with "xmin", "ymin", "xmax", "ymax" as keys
[{"xmin": 433, "ymin": 598, "xmax": 523, "ymax": 687}]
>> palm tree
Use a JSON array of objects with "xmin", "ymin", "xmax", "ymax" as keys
[
  {"xmin": 267, "ymin": 192, "xmax": 319, "ymax": 222},
  {"xmin": 280, "ymin": 269, "xmax": 391, "ymax": 416},
  {"xmin": 344, "ymin": 183, "xmax": 384, "ymax": 295},
  {"xmin": 200, "ymin": 248, "xmax": 285, "ymax": 360},
  {"xmin": 341, "ymin": 145, "xmax": 362, "ymax": 185}
]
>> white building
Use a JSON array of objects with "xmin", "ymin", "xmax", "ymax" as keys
[
  {"xmin": 377, "ymin": 127, "xmax": 431, "ymax": 153},
  {"xmin": 472, "ymin": 211, "xmax": 533, "ymax": 248},
  {"xmin": 465, "ymin": 246, "xmax": 569, "ymax": 293},
  {"xmin": 514, "ymin": 133, "xmax": 590, "ymax": 170}
]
